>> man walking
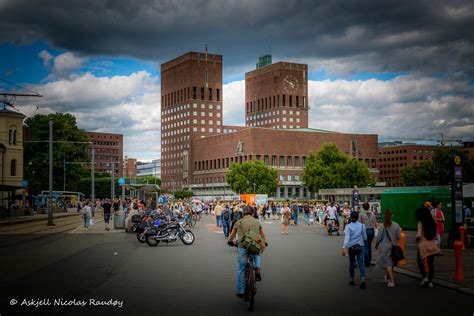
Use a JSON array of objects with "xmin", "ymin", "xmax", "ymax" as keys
[
  {"xmin": 303, "ymin": 203, "xmax": 310, "ymax": 225},
  {"xmin": 214, "ymin": 202, "xmax": 223, "ymax": 227},
  {"xmin": 102, "ymin": 198, "xmax": 112, "ymax": 231},
  {"xmin": 291, "ymin": 202, "xmax": 299, "ymax": 225},
  {"xmin": 222, "ymin": 204, "xmax": 232, "ymax": 238},
  {"xmin": 359, "ymin": 202, "xmax": 377, "ymax": 267}
]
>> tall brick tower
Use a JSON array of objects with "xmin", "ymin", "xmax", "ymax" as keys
[
  {"xmin": 160, "ymin": 51, "xmax": 223, "ymax": 191},
  {"xmin": 245, "ymin": 58, "xmax": 308, "ymax": 129}
]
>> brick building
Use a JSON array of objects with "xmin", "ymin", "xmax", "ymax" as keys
[
  {"xmin": 379, "ymin": 144, "xmax": 443, "ymax": 187},
  {"xmin": 124, "ymin": 157, "xmax": 137, "ymax": 177},
  {"xmin": 245, "ymin": 62, "xmax": 309, "ymax": 129},
  {"xmin": 160, "ymin": 51, "xmax": 380, "ymax": 197},
  {"xmin": 160, "ymin": 51, "xmax": 223, "ymax": 191},
  {"xmin": 87, "ymin": 132, "xmax": 123, "ymax": 176},
  {"xmin": 191, "ymin": 127, "xmax": 378, "ymax": 198}
]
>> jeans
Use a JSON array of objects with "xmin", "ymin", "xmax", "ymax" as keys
[
  {"xmin": 364, "ymin": 228, "xmax": 375, "ymax": 266},
  {"xmin": 237, "ymin": 247, "xmax": 261, "ymax": 294},
  {"xmin": 293, "ymin": 212, "xmax": 298, "ymax": 225},
  {"xmin": 304, "ymin": 213, "xmax": 310, "ymax": 225},
  {"xmin": 349, "ymin": 246, "xmax": 366, "ymax": 280},
  {"xmin": 216, "ymin": 215, "xmax": 221, "ymax": 227},
  {"xmin": 83, "ymin": 216, "xmax": 90, "ymax": 228},
  {"xmin": 222, "ymin": 220, "xmax": 230, "ymax": 237}
]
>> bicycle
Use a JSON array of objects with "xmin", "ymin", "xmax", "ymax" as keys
[
  {"xmin": 228, "ymin": 240, "xmax": 267, "ymax": 311},
  {"xmin": 244, "ymin": 253, "xmax": 257, "ymax": 311}
]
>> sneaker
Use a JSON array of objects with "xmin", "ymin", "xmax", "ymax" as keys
[
  {"xmin": 255, "ymin": 268, "xmax": 262, "ymax": 282},
  {"xmin": 387, "ymin": 282, "xmax": 395, "ymax": 288},
  {"xmin": 420, "ymin": 277, "xmax": 429, "ymax": 287},
  {"xmin": 428, "ymin": 282, "xmax": 434, "ymax": 288},
  {"xmin": 348, "ymin": 280, "xmax": 355, "ymax": 286},
  {"xmin": 360, "ymin": 282, "xmax": 366, "ymax": 289},
  {"xmin": 236, "ymin": 293, "xmax": 244, "ymax": 299}
]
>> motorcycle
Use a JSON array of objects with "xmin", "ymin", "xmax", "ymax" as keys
[{"xmin": 146, "ymin": 220, "xmax": 195, "ymax": 247}]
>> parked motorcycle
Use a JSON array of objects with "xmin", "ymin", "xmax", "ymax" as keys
[{"xmin": 146, "ymin": 220, "xmax": 195, "ymax": 247}]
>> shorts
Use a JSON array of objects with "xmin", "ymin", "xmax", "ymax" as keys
[{"xmin": 104, "ymin": 213, "xmax": 111, "ymax": 224}]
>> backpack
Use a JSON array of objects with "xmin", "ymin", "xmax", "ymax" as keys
[
  {"xmin": 240, "ymin": 229, "xmax": 266, "ymax": 255},
  {"xmin": 223, "ymin": 209, "xmax": 230, "ymax": 221}
]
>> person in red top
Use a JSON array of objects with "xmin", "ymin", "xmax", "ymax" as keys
[{"xmin": 432, "ymin": 201, "xmax": 445, "ymax": 247}]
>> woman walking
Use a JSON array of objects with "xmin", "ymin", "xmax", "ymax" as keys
[
  {"xmin": 342, "ymin": 212, "xmax": 367, "ymax": 289},
  {"xmin": 432, "ymin": 201, "xmax": 445, "ymax": 247},
  {"xmin": 281, "ymin": 202, "xmax": 291, "ymax": 235},
  {"xmin": 375, "ymin": 209, "xmax": 401, "ymax": 288},
  {"xmin": 416, "ymin": 205, "xmax": 441, "ymax": 287}
]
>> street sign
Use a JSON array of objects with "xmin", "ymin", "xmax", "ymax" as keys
[
  {"xmin": 118, "ymin": 177, "xmax": 125, "ymax": 185},
  {"xmin": 353, "ymin": 189, "xmax": 360, "ymax": 208}
]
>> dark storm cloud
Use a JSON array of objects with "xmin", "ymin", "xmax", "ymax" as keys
[{"xmin": 1, "ymin": 0, "xmax": 473, "ymax": 76}]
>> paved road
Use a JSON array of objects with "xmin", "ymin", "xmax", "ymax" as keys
[{"xmin": 0, "ymin": 215, "xmax": 472, "ymax": 316}]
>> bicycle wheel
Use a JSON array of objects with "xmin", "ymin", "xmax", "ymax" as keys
[{"xmin": 247, "ymin": 269, "xmax": 255, "ymax": 311}]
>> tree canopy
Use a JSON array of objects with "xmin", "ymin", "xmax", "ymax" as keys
[
  {"xmin": 226, "ymin": 160, "xmax": 278, "ymax": 195},
  {"xmin": 24, "ymin": 113, "xmax": 90, "ymax": 195},
  {"xmin": 302, "ymin": 143, "xmax": 375, "ymax": 193},
  {"xmin": 401, "ymin": 148, "xmax": 474, "ymax": 186}
]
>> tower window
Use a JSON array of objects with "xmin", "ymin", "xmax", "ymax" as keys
[
  {"xmin": 201, "ymin": 87, "xmax": 204, "ymax": 100},
  {"xmin": 216, "ymin": 88, "xmax": 220, "ymax": 101},
  {"xmin": 192, "ymin": 87, "xmax": 197, "ymax": 99}
]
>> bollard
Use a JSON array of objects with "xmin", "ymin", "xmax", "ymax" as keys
[
  {"xmin": 397, "ymin": 230, "xmax": 406, "ymax": 266},
  {"xmin": 459, "ymin": 226, "xmax": 465, "ymax": 250},
  {"xmin": 453, "ymin": 241, "xmax": 464, "ymax": 282}
]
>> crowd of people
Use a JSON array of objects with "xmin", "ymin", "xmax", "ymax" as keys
[{"xmin": 74, "ymin": 195, "xmax": 464, "ymax": 292}]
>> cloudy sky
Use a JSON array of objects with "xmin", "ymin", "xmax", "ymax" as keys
[{"xmin": 1, "ymin": 0, "xmax": 473, "ymax": 161}]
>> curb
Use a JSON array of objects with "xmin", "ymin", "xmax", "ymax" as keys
[
  {"xmin": 0, "ymin": 213, "xmax": 82, "ymax": 227},
  {"xmin": 370, "ymin": 259, "xmax": 474, "ymax": 296}
]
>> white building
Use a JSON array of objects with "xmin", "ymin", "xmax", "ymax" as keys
[{"xmin": 136, "ymin": 159, "xmax": 161, "ymax": 178}]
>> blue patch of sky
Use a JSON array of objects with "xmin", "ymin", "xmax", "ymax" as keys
[
  {"xmin": 223, "ymin": 74, "xmax": 244, "ymax": 84},
  {"xmin": 308, "ymin": 69, "xmax": 406, "ymax": 81},
  {"xmin": 0, "ymin": 42, "xmax": 62, "ymax": 85},
  {"xmin": 0, "ymin": 41, "xmax": 161, "ymax": 86},
  {"xmin": 83, "ymin": 57, "xmax": 160, "ymax": 81}
]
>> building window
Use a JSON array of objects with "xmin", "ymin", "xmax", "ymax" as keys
[
  {"xmin": 201, "ymin": 87, "xmax": 205, "ymax": 100},
  {"xmin": 287, "ymin": 156, "xmax": 292, "ymax": 166},
  {"xmin": 192, "ymin": 87, "xmax": 197, "ymax": 99},
  {"xmin": 279, "ymin": 156, "xmax": 285, "ymax": 166},
  {"xmin": 216, "ymin": 88, "xmax": 220, "ymax": 101},
  {"xmin": 208, "ymin": 88, "xmax": 212, "ymax": 101},
  {"xmin": 279, "ymin": 175, "xmax": 284, "ymax": 181},
  {"xmin": 287, "ymin": 175, "xmax": 292, "ymax": 181},
  {"xmin": 289, "ymin": 95, "xmax": 293, "ymax": 107},
  {"xmin": 272, "ymin": 155, "xmax": 277, "ymax": 166},
  {"xmin": 282, "ymin": 95, "xmax": 286, "ymax": 106},
  {"xmin": 10, "ymin": 159, "xmax": 16, "ymax": 176}
]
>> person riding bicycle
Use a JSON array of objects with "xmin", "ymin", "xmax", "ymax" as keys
[{"xmin": 227, "ymin": 205, "xmax": 267, "ymax": 298}]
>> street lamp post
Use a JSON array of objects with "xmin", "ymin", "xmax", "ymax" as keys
[
  {"xmin": 91, "ymin": 148, "xmax": 95, "ymax": 217},
  {"xmin": 48, "ymin": 120, "xmax": 53, "ymax": 225},
  {"xmin": 0, "ymin": 144, "xmax": 5, "ymax": 209}
]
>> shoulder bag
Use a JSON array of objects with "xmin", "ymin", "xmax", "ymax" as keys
[{"xmin": 385, "ymin": 228, "xmax": 404, "ymax": 266}]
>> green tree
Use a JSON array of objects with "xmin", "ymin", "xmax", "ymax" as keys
[
  {"xmin": 400, "ymin": 161, "xmax": 436, "ymax": 186},
  {"xmin": 302, "ymin": 143, "xmax": 375, "ymax": 193},
  {"xmin": 226, "ymin": 160, "xmax": 278, "ymax": 195},
  {"xmin": 401, "ymin": 148, "xmax": 474, "ymax": 186},
  {"xmin": 174, "ymin": 190, "xmax": 193, "ymax": 199},
  {"xmin": 24, "ymin": 113, "xmax": 90, "ymax": 195}
]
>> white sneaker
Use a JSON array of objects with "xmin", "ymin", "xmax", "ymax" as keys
[
  {"xmin": 428, "ymin": 282, "xmax": 434, "ymax": 288},
  {"xmin": 420, "ymin": 277, "xmax": 429, "ymax": 287},
  {"xmin": 387, "ymin": 282, "xmax": 395, "ymax": 288}
]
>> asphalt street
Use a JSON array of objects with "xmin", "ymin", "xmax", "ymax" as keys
[{"xmin": 0, "ymin": 215, "xmax": 472, "ymax": 316}]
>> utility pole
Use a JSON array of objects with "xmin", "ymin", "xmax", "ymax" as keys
[
  {"xmin": 48, "ymin": 120, "xmax": 54, "ymax": 225},
  {"xmin": 111, "ymin": 160, "xmax": 115, "ymax": 200},
  {"xmin": 91, "ymin": 148, "xmax": 95, "ymax": 217},
  {"xmin": 63, "ymin": 155, "xmax": 66, "ymax": 191}
]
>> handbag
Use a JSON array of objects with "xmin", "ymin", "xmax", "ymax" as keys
[
  {"xmin": 349, "ymin": 244, "xmax": 362, "ymax": 254},
  {"xmin": 385, "ymin": 228, "xmax": 404, "ymax": 265}
]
